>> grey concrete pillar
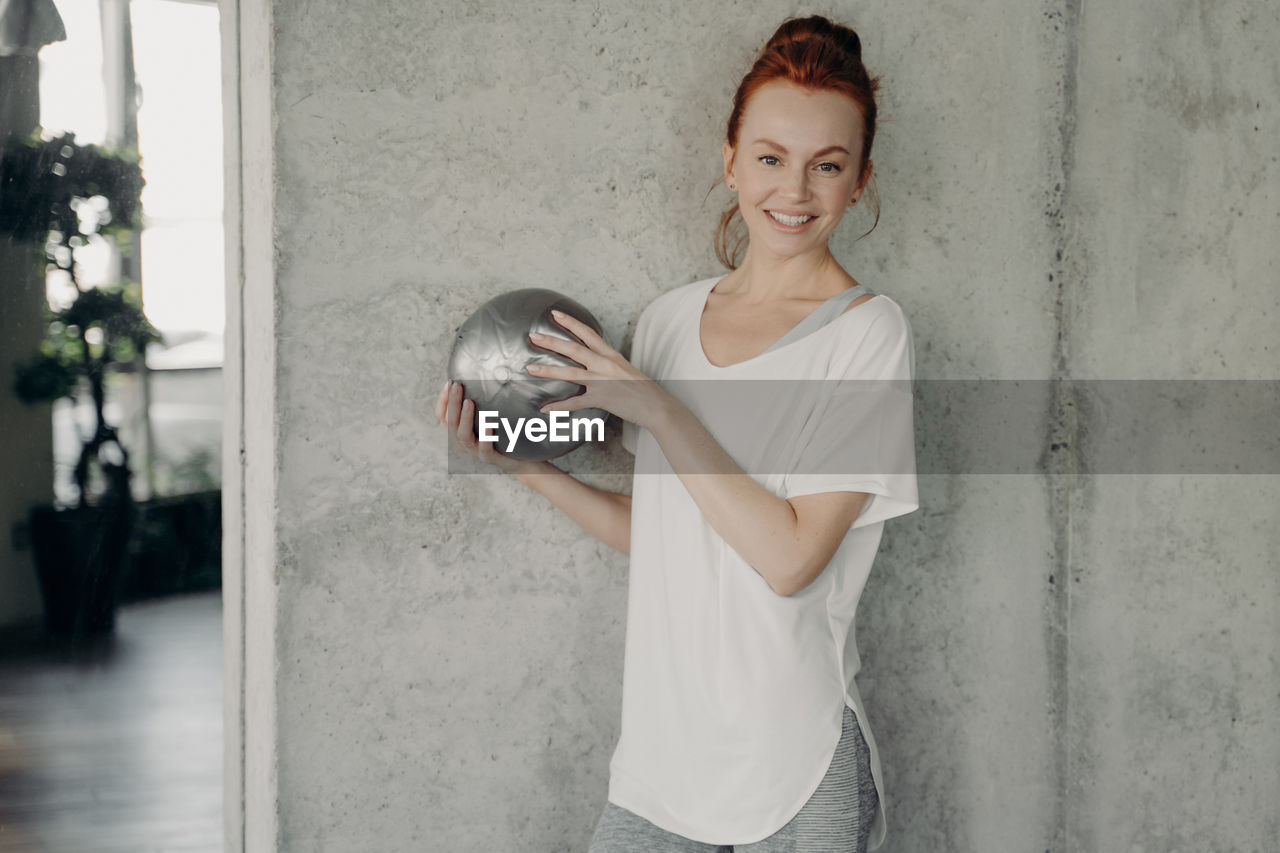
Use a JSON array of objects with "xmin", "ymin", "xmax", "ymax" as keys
[{"xmin": 1062, "ymin": 3, "xmax": 1280, "ymax": 846}]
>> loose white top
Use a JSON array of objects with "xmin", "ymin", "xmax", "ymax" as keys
[{"xmin": 613, "ymin": 275, "xmax": 919, "ymax": 849}]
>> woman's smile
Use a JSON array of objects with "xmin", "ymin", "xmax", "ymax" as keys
[{"xmin": 766, "ymin": 210, "xmax": 818, "ymax": 228}]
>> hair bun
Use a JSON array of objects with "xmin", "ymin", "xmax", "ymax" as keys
[{"xmin": 763, "ymin": 15, "xmax": 863, "ymax": 60}]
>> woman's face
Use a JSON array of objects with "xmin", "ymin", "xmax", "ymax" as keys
[{"xmin": 723, "ymin": 80, "xmax": 870, "ymax": 263}]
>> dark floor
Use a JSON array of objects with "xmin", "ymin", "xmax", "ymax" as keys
[{"xmin": 0, "ymin": 591, "xmax": 222, "ymax": 852}]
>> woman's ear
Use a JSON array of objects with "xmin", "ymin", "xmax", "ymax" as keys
[
  {"xmin": 722, "ymin": 141, "xmax": 736, "ymax": 187},
  {"xmin": 850, "ymin": 158, "xmax": 873, "ymax": 204}
]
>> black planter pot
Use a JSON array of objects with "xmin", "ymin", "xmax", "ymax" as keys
[
  {"xmin": 123, "ymin": 490, "xmax": 222, "ymax": 602},
  {"xmin": 28, "ymin": 500, "xmax": 136, "ymax": 637}
]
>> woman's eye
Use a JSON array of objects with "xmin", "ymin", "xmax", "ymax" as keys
[
  {"xmin": 817, "ymin": 162, "xmax": 842, "ymax": 174},
  {"xmin": 759, "ymin": 155, "xmax": 780, "ymax": 166}
]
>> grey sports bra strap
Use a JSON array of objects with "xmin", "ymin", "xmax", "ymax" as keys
[{"xmin": 760, "ymin": 285, "xmax": 877, "ymax": 355}]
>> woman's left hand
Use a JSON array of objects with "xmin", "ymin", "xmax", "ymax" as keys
[{"xmin": 525, "ymin": 309, "xmax": 671, "ymax": 430}]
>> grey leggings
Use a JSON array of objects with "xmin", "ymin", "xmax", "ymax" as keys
[{"xmin": 588, "ymin": 705, "xmax": 878, "ymax": 853}]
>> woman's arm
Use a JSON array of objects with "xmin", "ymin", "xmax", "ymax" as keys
[
  {"xmin": 648, "ymin": 399, "xmax": 867, "ymax": 596},
  {"xmin": 523, "ymin": 312, "xmax": 870, "ymax": 597},
  {"xmin": 513, "ymin": 461, "xmax": 632, "ymax": 556},
  {"xmin": 436, "ymin": 380, "xmax": 632, "ymax": 556}
]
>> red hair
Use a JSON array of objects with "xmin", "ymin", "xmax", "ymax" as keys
[{"xmin": 714, "ymin": 15, "xmax": 882, "ymax": 269}]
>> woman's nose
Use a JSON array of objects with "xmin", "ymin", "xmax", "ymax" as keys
[{"xmin": 781, "ymin": 166, "xmax": 810, "ymax": 199}]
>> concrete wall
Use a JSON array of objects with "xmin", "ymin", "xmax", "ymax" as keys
[
  {"xmin": 224, "ymin": 1, "xmax": 1280, "ymax": 851},
  {"xmin": 1065, "ymin": 3, "xmax": 1280, "ymax": 848}
]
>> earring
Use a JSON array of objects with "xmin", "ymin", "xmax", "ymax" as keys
[
  {"xmin": 850, "ymin": 197, "xmax": 858, "ymax": 205},
  {"xmin": 728, "ymin": 182, "xmax": 736, "ymax": 191}
]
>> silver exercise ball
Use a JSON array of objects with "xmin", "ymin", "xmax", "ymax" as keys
[{"xmin": 447, "ymin": 288, "xmax": 610, "ymax": 460}]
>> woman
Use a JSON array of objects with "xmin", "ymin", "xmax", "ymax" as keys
[{"xmin": 436, "ymin": 15, "xmax": 917, "ymax": 852}]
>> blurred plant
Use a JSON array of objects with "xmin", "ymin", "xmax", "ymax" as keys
[{"xmin": 4, "ymin": 130, "xmax": 161, "ymax": 510}]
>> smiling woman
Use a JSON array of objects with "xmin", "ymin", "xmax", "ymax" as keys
[{"xmin": 438, "ymin": 13, "xmax": 917, "ymax": 853}]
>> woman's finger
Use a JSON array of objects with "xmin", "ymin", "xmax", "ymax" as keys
[
  {"xmin": 530, "ymin": 330, "xmax": 596, "ymax": 370},
  {"xmin": 525, "ymin": 361, "xmax": 590, "ymax": 383},
  {"xmin": 445, "ymin": 381, "xmax": 462, "ymax": 432},
  {"xmin": 434, "ymin": 379, "xmax": 450, "ymax": 424},
  {"xmin": 456, "ymin": 396, "xmax": 478, "ymax": 449},
  {"xmin": 445, "ymin": 381, "xmax": 476, "ymax": 450},
  {"xmin": 540, "ymin": 392, "xmax": 591, "ymax": 414},
  {"xmin": 548, "ymin": 310, "xmax": 612, "ymax": 353}
]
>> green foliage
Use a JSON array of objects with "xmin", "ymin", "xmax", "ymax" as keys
[
  {"xmin": 11, "ymin": 280, "xmax": 163, "ymax": 406},
  {"xmin": 4, "ymin": 131, "xmax": 155, "ymax": 509},
  {"xmin": 11, "ymin": 347, "xmax": 77, "ymax": 403},
  {"xmin": 0, "ymin": 129, "xmax": 144, "ymax": 243}
]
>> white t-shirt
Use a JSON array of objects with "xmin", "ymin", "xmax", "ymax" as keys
[{"xmin": 612, "ymin": 274, "xmax": 919, "ymax": 849}]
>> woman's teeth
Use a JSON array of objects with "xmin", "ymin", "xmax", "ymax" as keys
[{"xmin": 768, "ymin": 211, "xmax": 815, "ymax": 226}]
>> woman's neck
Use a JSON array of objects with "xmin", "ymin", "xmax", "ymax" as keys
[{"xmin": 722, "ymin": 246, "xmax": 849, "ymax": 305}]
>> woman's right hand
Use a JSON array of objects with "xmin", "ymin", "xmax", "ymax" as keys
[
  {"xmin": 435, "ymin": 379, "xmax": 540, "ymax": 477},
  {"xmin": 436, "ymin": 380, "xmax": 633, "ymax": 554}
]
